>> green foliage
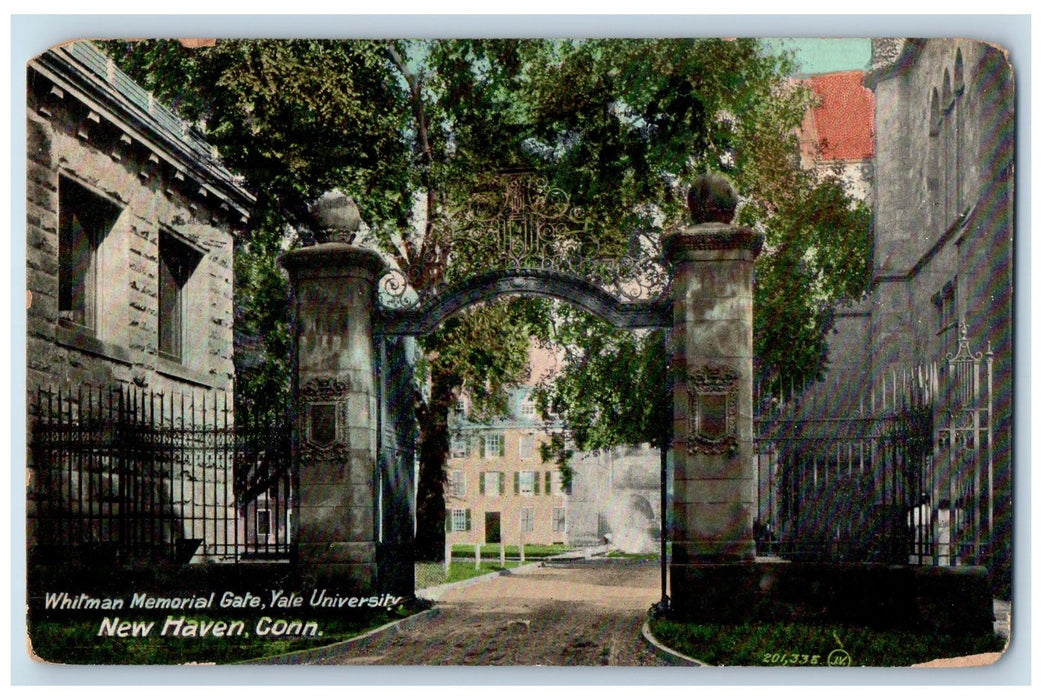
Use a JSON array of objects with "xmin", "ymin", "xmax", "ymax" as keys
[
  {"xmin": 103, "ymin": 38, "xmax": 871, "ymax": 547},
  {"xmin": 532, "ymin": 304, "xmax": 670, "ymax": 477},
  {"xmin": 232, "ymin": 210, "xmax": 291, "ymax": 428},
  {"xmin": 747, "ymin": 172, "xmax": 873, "ymax": 391},
  {"xmin": 106, "ymin": 39, "xmax": 414, "ymax": 232},
  {"xmin": 649, "ymin": 619, "xmax": 1006, "ymax": 667},
  {"xmin": 517, "ymin": 39, "xmax": 870, "ymax": 462}
]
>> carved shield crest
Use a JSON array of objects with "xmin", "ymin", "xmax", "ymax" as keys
[{"xmin": 687, "ymin": 364, "xmax": 739, "ymax": 455}]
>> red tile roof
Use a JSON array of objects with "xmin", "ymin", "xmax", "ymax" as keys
[{"xmin": 800, "ymin": 70, "xmax": 875, "ymax": 161}]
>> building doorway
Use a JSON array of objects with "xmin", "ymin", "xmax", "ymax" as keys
[{"xmin": 485, "ymin": 512, "xmax": 501, "ymax": 544}]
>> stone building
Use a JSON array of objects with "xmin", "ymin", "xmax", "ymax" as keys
[
  {"xmin": 26, "ymin": 41, "xmax": 254, "ymax": 566},
  {"xmin": 27, "ymin": 41, "xmax": 252, "ymax": 396},
  {"xmin": 789, "ymin": 39, "xmax": 1013, "ymax": 586},
  {"xmin": 863, "ymin": 38, "xmax": 1012, "ymax": 405}
]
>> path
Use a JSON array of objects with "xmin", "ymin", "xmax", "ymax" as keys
[{"xmin": 316, "ymin": 558, "xmax": 667, "ymax": 666}]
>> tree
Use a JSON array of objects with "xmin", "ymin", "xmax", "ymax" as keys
[{"xmin": 104, "ymin": 38, "xmax": 870, "ymax": 556}]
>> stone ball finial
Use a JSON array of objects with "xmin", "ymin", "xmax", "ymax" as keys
[
  {"xmin": 687, "ymin": 172, "xmax": 738, "ymax": 225},
  {"xmin": 310, "ymin": 190, "xmax": 361, "ymax": 243}
]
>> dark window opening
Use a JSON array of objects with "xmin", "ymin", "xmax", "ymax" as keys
[
  {"xmin": 58, "ymin": 176, "xmax": 121, "ymax": 331},
  {"xmin": 158, "ymin": 230, "xmax": 203, "ymax": 363}
]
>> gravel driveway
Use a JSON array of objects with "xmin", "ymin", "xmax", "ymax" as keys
[{"xmin": 316, "ymin": 558, "xmax": 667, "ymax": 666}]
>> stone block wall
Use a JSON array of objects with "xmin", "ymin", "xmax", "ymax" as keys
[
  {"xmin": 26, "ymin": 44, "xmax": 252, "ymax": 567},
  {"xmin": 26, "ymin": 78, "xmax": 238, "ymax": 399}
]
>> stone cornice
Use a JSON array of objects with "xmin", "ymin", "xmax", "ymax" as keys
[
  {"xmin": 662, "ymin": 224, "xmax": 764, "ymax": 262},
  {"xmin": 29, "ymin": 42, "xmax": 255, "ymax": 227},
  {"xmin": 280, "ymin": 243, "xmax": 389, "ymax": 282}
]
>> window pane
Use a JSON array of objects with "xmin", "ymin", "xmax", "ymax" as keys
[
  {"xmin": 451, "ymin": 508, "xmax": 468, "ymax": 532},
  {"xmin": 451, "ymin": 434, "xmax": 469, "ymax": 458},
  {"xmin": 519, "ymin": 470, "xmax": 535, "ymax": 496},
  {"xmin": 256, "ymin": 509, "xmax": 271, "ymax": 537},
  {"xmin": 481, "ymin": 471, "xmax": 501, "ymax": 496},
  {"xmin": 59, "ymin": 211, "xmax": 93, "ymax": 326},
  {"xmin": 519, "ymin": 434, "xmax": 534, "ymax": 460},
  {"xmin": 450, "ymin": 470, "xmax": 465, "ymax": 498},
  {"xmin": 552, "ymin": 508, "xmax": 566, "ymax": 533}
]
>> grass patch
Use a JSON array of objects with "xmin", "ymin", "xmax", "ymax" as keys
[
  {"xmin": 648, "ymin": 618, "xmax": 1007, "ymax": 667},
  {"xmin": 28, "ymin": 601, "xmax": 428, "ymax": 665},
  {"xmin": 450, "ymin": 544, "xmax": 574, "ymax": 559},
  {"xmin": 415, "ymin": 560, "xmax": 520, "ymax": 588},
  {"xmin": 604, "ymin": 550, "xmax": 659, "ymax": 560}
]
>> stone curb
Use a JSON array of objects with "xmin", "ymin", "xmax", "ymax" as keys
[
  {"xmin": 641, "ymin": 620, "xmax": 707, "ymax": 667},
  {"xmin": 247, "ymin": 607, "xmax": 440, "ymax": 665}
]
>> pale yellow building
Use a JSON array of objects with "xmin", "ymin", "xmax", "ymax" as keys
[
  {"xmin": 444, "ymin": 344, "xmax": 571, "ymax": 547},
  {"xmin": 444, "ymin": 387, "xmax": 569, "ymax": 547}
]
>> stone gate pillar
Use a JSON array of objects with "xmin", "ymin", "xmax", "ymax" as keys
[
  {"xmin": 280, "ymin": 239, "xmax": 386, "ymax": 590},
  {"xmin": 663, "ymin": 175, "xmax": 763, "ymax": 618}
]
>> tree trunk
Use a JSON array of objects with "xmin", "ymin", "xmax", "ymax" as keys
[{"xmin": 413, "ymin": 366, "xmax": 459, "ymax": 561}]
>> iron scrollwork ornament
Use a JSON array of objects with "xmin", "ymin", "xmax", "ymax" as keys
[
  {"xmin": 688, "ymin": 364, "xmax": 739, "ymax": 456},
  {"xmin": 377, "ymin": 171, "xmax": 670, "ymax": 311},
  {"xmin": 300, "ymin": 377, "xmax": 351, "ymax": 460}
]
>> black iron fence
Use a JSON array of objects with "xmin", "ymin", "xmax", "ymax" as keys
[
  {"xmin": 28, "ymin": 385, "xmax": 292, "ymax": 567},
  {"xmin": 754, "ymin": 326, "xmax": 993, "ymax": 569}
]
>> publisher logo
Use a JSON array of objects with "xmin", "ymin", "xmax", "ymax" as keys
[{"xmin": 827, "ymin": 649, "xmax": 852, "ymax": 667}]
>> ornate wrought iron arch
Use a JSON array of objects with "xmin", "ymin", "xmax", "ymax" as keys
[
  {"xmin": 372, "ymin": 171, "xmax": 672, "ymax": 337},
  {"xmin": 375, "ymin": 267, "xmax": 671, "ymax": 337}
]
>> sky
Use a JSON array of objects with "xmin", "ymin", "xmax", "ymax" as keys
[{"xmin": 765, "ymin": 38, "xmax": 873, "ymax": 75}]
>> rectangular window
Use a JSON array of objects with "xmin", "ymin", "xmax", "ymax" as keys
[
  {"xmin": 450, "ymin": 434, "xmax": 470, "ymax": 459},
  {"xmin": 519, "ymin": 433, "xmax": 534, "ymax": 460},
  {"xmin": 480, "ymin": 471, "xmax": 503, "ymax": 496},
  {"xmin": 482, "ymin": 433, "xmax": 504, "ymax": 458},
  {"xmin": 936, "ymin": 280, "xmax": 957, "ymax": 331},
  {"xmin": 552, "ymin": 508, "xmax": 567, "ymax": 533},
  {"xmin": 158, "ymin": 230, "xmax": 203, "ymax": 363},
  {"xmin": 520, "ymin": 400, "xmax": 537, "ymax": 418},
  {"xmin": 450, "ymin": 470, "xmax": 466, "ymax": 498},
  {"xmin": 521, "ymin": 507, "xmax": 534, "ymax": 533},
  {"xmin": 518, "ymin": 470, "xmax": 536, "ymax": 496},
  {"xmin": 58, "ymin": 176, "xmax": 121, "ymax": 331},
  {"xmin": 256, "ymin": 508, "xmax": 271, "ymax": 538},
  {"xmin": 934, "ymin": 279, "xmax": 959, "ymax": 353},
  {"xmin": 450, "ymin": 508, "xmax": 471, "ymax": 533}
]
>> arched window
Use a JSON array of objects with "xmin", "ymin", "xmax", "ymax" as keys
[
  {"xmin": 929, "ymin": 87, "xmax": 941, "ymax": 137},
  {"xmin": 928, "ymin": 87, "xmax": 942, "ymax": 232},
  {"xmin": 942, "ymin": 69, "xmax": 954, "ymax": 225},
  {"xmin": 954, "ymin": 49, "xmax": 965, "ymax": 213},
  {"xmin": 954, "ymin": 49, "xmax": 965, "ymax": 96}
]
